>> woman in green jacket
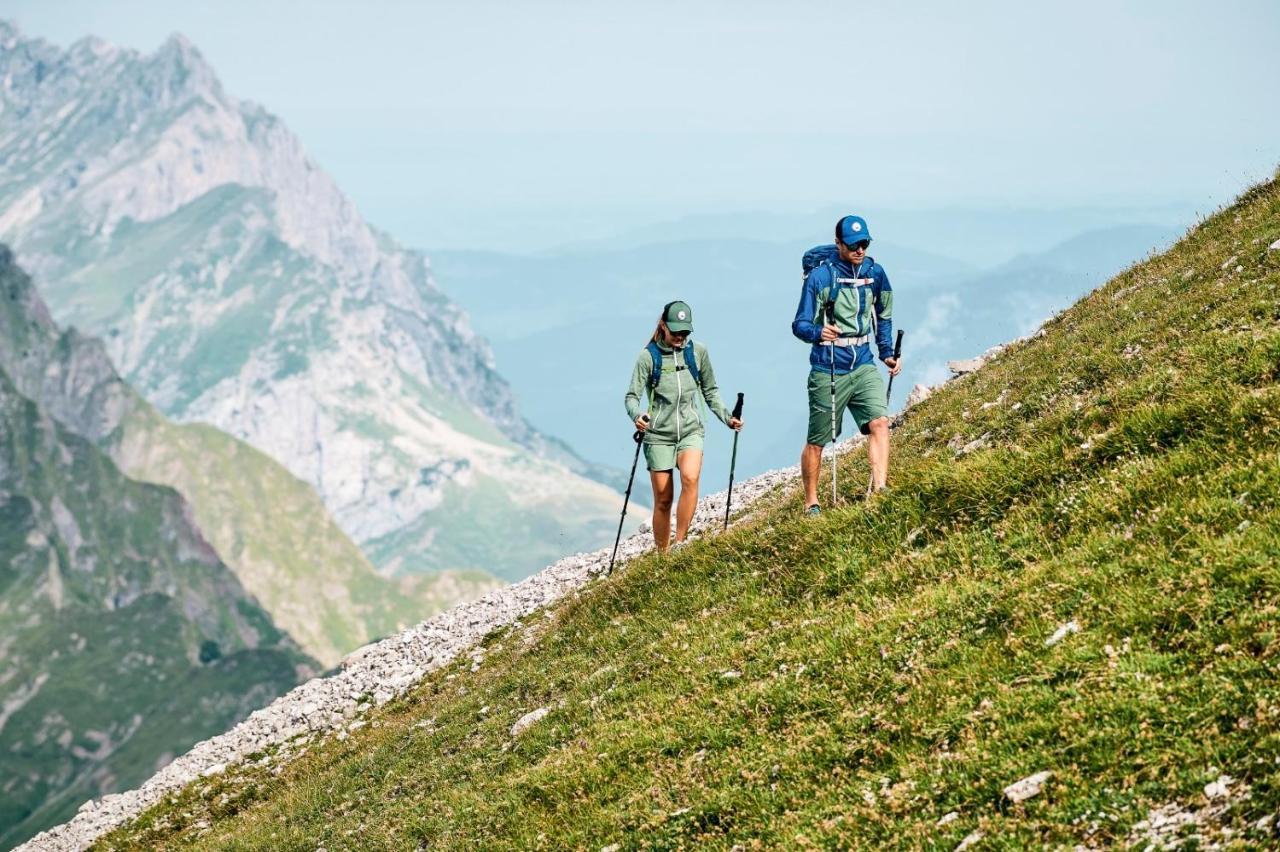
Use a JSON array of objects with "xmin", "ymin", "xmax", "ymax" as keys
[{"xmin": 624, "ymin": 300, "xmax": 743, "ymax": 552}]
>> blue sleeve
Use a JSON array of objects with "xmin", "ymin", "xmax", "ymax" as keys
[
  {"xmin": 791, "ymin": 268, "xmax": 824, "ymax": 344},
  {"xmin": 874, "ymin": 266, "xmax": 894, "ymax": 361}
]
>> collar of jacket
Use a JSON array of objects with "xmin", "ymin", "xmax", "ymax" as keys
[{"xmin": 831, "ymin": 257, "xmax": 868, "ymax": 277}]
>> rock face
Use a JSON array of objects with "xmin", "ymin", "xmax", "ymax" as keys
[
  {"xmin": 0, "ymin": 20, "xmax": 624, "ymax": 581},
  {"xmin": 0, "ymin": 247, "xmax": 501, "ymax": 667},
  {"xmin": 0, "ymin": 352, "xmax": 312, "ymax": 850}
]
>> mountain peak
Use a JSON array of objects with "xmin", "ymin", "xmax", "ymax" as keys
[
  {"xmin": 0, "ymin": 18, "xmax": 20, "ymax": 49},
  {"xmin": 147, "ymin": 30, "xmax": 220, "ymax": 100}
]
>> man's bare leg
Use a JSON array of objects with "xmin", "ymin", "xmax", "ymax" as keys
[
  {"xmin": 801, "ymin": 442, "xmax": 824, "ymax": 507},
  {"xmin": 674, "ymin": 450, "xmax": 703, "ymax": 543},
  {"xmin": 650, "ymin": 470, "xmax": 674, "ymax": 551},
  {"xmin": 867, "ymin": 416, "xmax": 890, "ymax": 489}
]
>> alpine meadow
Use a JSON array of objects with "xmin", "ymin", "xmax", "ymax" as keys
[
  {"xmin": 79, "ymin": 173, "xmax": 1280, "ymax": 849},
  {"xmin": 3, "ymin": 4, "xmax": 1279, "ymax": 851}
]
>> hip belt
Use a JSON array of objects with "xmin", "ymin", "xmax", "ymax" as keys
[{"xmin": 829, "ymin": 334, "xmax": 871, "ymax": 347}]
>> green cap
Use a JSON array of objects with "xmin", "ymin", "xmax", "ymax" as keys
[{"xmin": 662, "ymin": 300, "xmax": 693, "ymax": 333}]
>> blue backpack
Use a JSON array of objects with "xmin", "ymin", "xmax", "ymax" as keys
[
  {"xmin": 802, "ymin": 245, "xmax": 879, "ymax": 325},
  {"xmin": 645, "ymin": 341, "xmax": 701, "ymax": 390},
  {"xmin": 802, "ymin": 244, "xmax": 841, "ymax": 278}
]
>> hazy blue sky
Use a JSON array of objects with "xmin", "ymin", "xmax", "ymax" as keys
[{"xmin": 7, "ymin": 1, "xmax": 1279, "ymax": 249}]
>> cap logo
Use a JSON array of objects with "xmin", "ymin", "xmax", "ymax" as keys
[
  {"xmin": 851, "ymin": 221, "xmax": 862, "ymax": 232},
  {"xmin": 677, "ymin": 310, "xmax": 687, "ymax": 320}
]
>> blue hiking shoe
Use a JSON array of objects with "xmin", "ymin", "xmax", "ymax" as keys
[{"xmin": 804, "ymin": 504, "xmax": 822, "ymax": 517}]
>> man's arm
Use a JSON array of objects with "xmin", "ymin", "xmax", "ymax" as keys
[
  {"xmin": 791, "ymin": 269, "xmax": 825, "ymax": 344},
  {"xmin": 874, "ymin": 267, "xmax": 895, "ymax": 361}
]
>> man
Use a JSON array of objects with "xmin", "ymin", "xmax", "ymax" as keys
[{"xmin": 791, "ymin": 215, "xmax": 901, "ymax": 515}]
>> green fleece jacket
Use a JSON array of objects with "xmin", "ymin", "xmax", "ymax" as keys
[{"xmin": 624, "ymin": 340, "xmax": 732, "ymax": 444}]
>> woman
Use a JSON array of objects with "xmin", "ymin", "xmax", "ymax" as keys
[{"xmin": 624, "ymin": 300, "xmax": 743, "ymax": 552}]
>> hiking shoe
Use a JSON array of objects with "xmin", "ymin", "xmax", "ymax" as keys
[{"xmin": 804, "ymin": 504, "xmax": 822, "ymax": 517}]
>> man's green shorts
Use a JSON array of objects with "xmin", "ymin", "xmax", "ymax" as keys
[
  {"xmin": 806, "ymin": 364, "xmax": 888, "ymax": 445},
  {"xmin": 643, "ymin": 433, "xmax": 704, "ymax": 472}
]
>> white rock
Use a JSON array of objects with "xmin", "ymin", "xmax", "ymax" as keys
[
  {"xmin": 1044, "ymin": 620, "xmax": 1080, "ymax": 647},
  {"xmin": 1269, "ymin": 238, "xmax": 1280, "ymax": 251},
  {"xmin": 948, "ymin": 357, "xmax": 987, "ymax": 377},
  {"xmin": 511, "ymin": 707, "xmax": 550, "ymax": 737},
  {"xmin": 720, "ymin": 670, "xmax": 742, "ymax": 680},
  {"xmin": 1004, "ymin": 770, "xmax": 1052, "ymax": 803},
  {"xmin": 1203, "ymin": 774, "xmax": 1233, "ymax": 800},
  {"xmin": 905, "ymin": 383, "xmax": 935, "ymax": 409},
  {"xmin": 199, "ymin": 763, "xmax": 226, "ymax": 778},
  {"xmin": 937, "ymin": 811, "xmax": 960, "ymax": 826},
  {"xmin": 955, "ymin": 830, "xmax": 984, "ymax": 851}
]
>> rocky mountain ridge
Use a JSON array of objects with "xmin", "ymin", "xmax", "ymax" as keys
[
  {"xmin": 0, "ymin": 351, "xmax": 313, "ymax": 850},
  {"xmin": 0, "ymin": 246, "xmax": 500, "ymax": 668},
  {"xmin": 0, "ymin": 19, "xmax": 626, "ymax": 580}
]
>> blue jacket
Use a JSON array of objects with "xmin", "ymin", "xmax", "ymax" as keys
[{"xmin": 791, "ymin": 256, "xmax": 894, "ymax": 374}]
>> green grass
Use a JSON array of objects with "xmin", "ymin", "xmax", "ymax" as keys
[
  {"xmin": 99, "ymin": 174, "xmax": 1280, "ymax": 850},
  {"xmin": 114, "ymin": 406, "xmax": 499, "ymax": 668},
  {"xmin": 0, "ymin": 369, "xmax": 310, "ymax": 850}
]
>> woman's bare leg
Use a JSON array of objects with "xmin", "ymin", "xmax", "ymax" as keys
[
  {"xmin": 650, "ymin": 469, "xmax": 675, "ymax": 551},
  {"xmin": 674, "ymin": 449, "xmax": 704, "ymax": 543}
]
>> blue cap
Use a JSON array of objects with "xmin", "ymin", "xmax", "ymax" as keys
[{"xmin": 837, "ymin": 215, "xmax": 872, "ymax": 246}]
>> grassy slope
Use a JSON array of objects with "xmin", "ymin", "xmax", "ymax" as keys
[
  {"xmin": 112, "ymin": 406, "xmax": 502, "ymax": 667},
  {"xmin": 0, "ymin": 370, "xmax": 311, "ymax": 850},
  {"xmin": 101, "ymin": 176, "xmax": 1280, "ymax": 850}
]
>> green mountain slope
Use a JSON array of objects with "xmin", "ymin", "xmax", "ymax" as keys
[
  {"xmin": 0, "ymin": 247, "xmax": 500, "ymax": 667},
  {"xmin": 0, "ymin": 368, "xmax": 313, "ymax": 851},
  {"xmin": 101, "ymin": 174, "xmax": 1280, "ymax": 849}
]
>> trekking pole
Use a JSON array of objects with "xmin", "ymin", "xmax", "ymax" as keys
[
  {"xmin": 607, "ymin": 415, "xmax": 648, "ymax": 575},
  {"xmin": 723, "ymin": 393, "xmax": 745, "ymax": 531},
  {"xmin": 825, "ymin": 298, "xmax": 838, "ymax": 506},
  {"xmin": 885, "ymin": 330, "xmax": 905, "ymax": 404}
]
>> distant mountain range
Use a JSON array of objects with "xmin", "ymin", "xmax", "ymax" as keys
[{"xmin": 0, "ymin": 20, "xmax": 627, "ymax": 583}]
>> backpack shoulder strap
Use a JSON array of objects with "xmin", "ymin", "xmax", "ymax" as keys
[
  {"xmin": 684, "ymin": 343, "xmax": 701, "ymax": 385},
  {"xmin": 646, "ymin": 341, "xmax": 663, "ymax": 389}
]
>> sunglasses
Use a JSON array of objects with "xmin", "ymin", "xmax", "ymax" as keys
[
  {"xmin": 668, "ymin": 329, "xmax": 691, "ymax": 339},
  {"xmin": 848, "ymin": 240, "xmax": 870, "ymax": 251}
]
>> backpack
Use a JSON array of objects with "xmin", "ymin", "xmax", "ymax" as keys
[
  {"xmin": 801, "ymin": 245, "xmax": 878, "ymax": 328},
  {"xmin": 645, "ymin": 341, "xmax": 701, "ymax": 390},
  {"xmin": 802, "ymin": 244, "xmax": 841, "ymax": 279}
]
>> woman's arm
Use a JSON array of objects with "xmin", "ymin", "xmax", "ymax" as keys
[
  {"xmin": 624, "ymin": 350, "xmax": 650, "ymax": 422},
  {"xmin": 696, "ymin": 344, "xmax": 733, "ymax": 427}
]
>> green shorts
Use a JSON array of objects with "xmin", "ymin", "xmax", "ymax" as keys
[
  {"xmin": 806, "ymin": 364, "xmax": 888, "ymax": 445},
  {"xmin": 643, "ymin": 432, "xmax": 704, "ymax": 472}
]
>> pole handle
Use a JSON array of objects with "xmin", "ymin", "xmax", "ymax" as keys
[
  {"xmin": 634, "ymin": 413, "xmax": 649, "ymax": 443},
  {"xmin": 731, "ymin": 392, "xmax": 744, "ymax": 420},
  {"xmin": 893, "ymin": 329, "xmax": 905, "ymax": 359}
]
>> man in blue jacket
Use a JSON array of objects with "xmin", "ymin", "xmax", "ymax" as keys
[{"xmin": 792, "ymin": 215, "xmax": 901, "ymax": 515}]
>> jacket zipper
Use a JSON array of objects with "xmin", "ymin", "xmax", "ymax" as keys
[{"xmin": 674, "ymin": 350, "xmax": 683, "ymax": 442}]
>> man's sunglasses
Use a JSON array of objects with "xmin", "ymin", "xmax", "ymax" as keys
[
  {"xmin": 848, "ymin": 240, "xmax": 870, "ymax": 251},
  {"xmin": 669, "ymin": 329, "xmax": 691, "ymax": 339}
]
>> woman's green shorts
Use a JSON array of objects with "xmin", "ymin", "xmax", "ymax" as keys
[
  {"xmin": 643, "ymin": 432, "xmax": 704, "ymax": 472},
  {"xmin": 806, "ymin": 364, "xmax": 888, "ymax": 445}
]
